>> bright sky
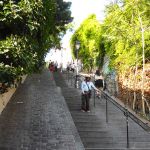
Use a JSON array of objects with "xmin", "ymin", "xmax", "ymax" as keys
[
  {"xmin": 66, "ymin": 0, "xmax": 111, "ymax": 26},
  {"xmin": 62, "ymin": 0, "xmax": 112, "ymax": 48},
  {"xmin": 45, "ymin": 0, "xmax": 112, "ymax": 64}
]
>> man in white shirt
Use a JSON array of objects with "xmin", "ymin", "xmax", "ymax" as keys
[{"xmin": 81, "ymin": 75, "xmax": 100, "ymax": 112}]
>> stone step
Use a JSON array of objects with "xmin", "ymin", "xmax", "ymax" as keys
[
  {"xmin": 77, "ymin": 128, "xmax": 109, "ymax": 132},
  {"xmin": 73, "ymin": 113, "xmax": 96, "ymax": 116},
  {"xmin": 76, "ymin": 123, "xmax": 107, "ymax": 128},
  {"xmin": 74, "ymin": 119, "xmax": 103, "ymax": 123},
  {"xmin": 66, "ymin": 106, "xmax": 81, "ymax": 109},
  {"xmin": 79, "ymin": 131, "xmax": 112, "ymax": 138},
  {"xmin": 95, "ymin": 140, "xmax": 149, "ymax": 146},
  {"xmin": 64, "ymin": 98, "xmax": 81, "ymax": 101},
  {"xmin": 74, "ymin": 116, "xmax": 99, "ymax": 120},
  {"xmin": 83, "ymin": 142, "xmax": 126, "ymax": 149},
  {"xmin": 65, "ymin": 100, "xmax": 81, "ymax": 103},
  {"xmin": 82, "ymin": 136, "xmax": 150, "ymax": 143},
  {"xmin": 65, "ymin": 95, "xmax": 81, "ymax": 98},
  {"xmin": 82, "ymin": 137, "xmax": 113, "ymax": 143},
  {"xmin": 78, "ymin": 130, "xmax": 145, "ymax": 139},
  {"xmin": 73, "ymin": 114, "xmax": 99, "ymax": 118},
  {"xmin": 70, "ymin": 112, "xmax": 96, "ymax": 116},
  {"xmin": 84, "ymin": 141, "xmax": 150, "ymax": 149}
]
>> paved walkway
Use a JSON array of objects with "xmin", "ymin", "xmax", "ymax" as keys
[{"xmin": 0, "ymin": 70, "xmax": 84, "ymax": 150}]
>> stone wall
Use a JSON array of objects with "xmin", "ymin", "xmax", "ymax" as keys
[
  {"xmin": 102, "ymin": 56, "xmax": 118, "ymax": 96},
  {"xmin": 105, "ymin": 73, "xmax": 118, "ymax": 96},
  {"xmin": 0, "ymin": 75, "xmax": 27, "ymax": 114},
  {"xmin": 0, "ymin": 88, "xmax": 16, "ymax": 114}
]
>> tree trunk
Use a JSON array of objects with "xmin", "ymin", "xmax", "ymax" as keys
[
  {"xmin": 138, "ymin": 14, "xmax": 145, "ymax": 115},
  {"xmin": 131, "ymin": 13, "xmax": 138, "ymax": 111},
  {"xmin": 133, "ymin": 57, "xmax": 138, "ymax": 111},
  {"xmin": 126, "ymin": 72, "xmax": 129, "ymax": 107}
]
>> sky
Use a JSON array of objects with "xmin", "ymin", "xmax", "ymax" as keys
[
  {"xmin": 65, "ymin": 0, "xmax": 111, "ymax": 26},
  {"xmin": 45, "ymin": 0, "xmax": 112, "ymax": 64},
  {"xmin": 61, "ymin": 0, "xmax": 112, "ymax": 51}
]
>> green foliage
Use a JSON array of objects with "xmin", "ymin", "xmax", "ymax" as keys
[
  {"xmin": 70, "ymin": 0, "xmax": 149, "ymax": 76},
  {"xmin": 0, "ymin": 0, "xmax": 72, "ymax": 86},
  {"xmin": 102, "ymin": 0, "xmax": 150, "ymax": 74},
  {"xmin": 70, "ymin": 14, "xmax": 105, "ymax": 71}
]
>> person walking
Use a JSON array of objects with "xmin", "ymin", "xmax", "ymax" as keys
[
  {"xmin": 81, "ymin": 75, "xmax": 100, "ymax": 112},
  {"xmin": 94, "ymin": 71, "xmax": 106, "ymax": 99},
  {"xmin": 54, "ymin": 61, "xmax": 58, "ymax": 72},
  {"xmin": 49, "ymin": 62, "xmax": 55, "ymax": 80}
]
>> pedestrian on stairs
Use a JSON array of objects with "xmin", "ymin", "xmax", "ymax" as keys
[{"xmin": 81, "ymin": 75, "xmax": 100, "ymax": 112}]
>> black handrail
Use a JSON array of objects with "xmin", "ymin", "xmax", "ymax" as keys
[
  {"xmin": 101, "ymin": 90, "xmax": 150, "ymax": 131},
  {"xmin": 101, "ymin": 89, "xmax": 150, "ymax": 148}
]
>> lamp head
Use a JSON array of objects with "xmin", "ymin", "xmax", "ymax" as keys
[{"xmin": 75, "ymin": 40, "xmax": 80, "ymax": 50}]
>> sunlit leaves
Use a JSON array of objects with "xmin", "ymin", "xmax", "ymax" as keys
[
  {"xmin": 0, "ymin": 0, "xmax": 73, "ymax": 84},
  {"xmin": 103, "ymin": 0, "xmax": 150, "ymax": 74},
  {"xmin": 71, "ymin": 14, "xmax": 104, "ymax": 71}
]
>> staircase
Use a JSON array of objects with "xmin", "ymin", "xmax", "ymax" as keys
[{"xmin": 53, "ymin": 71, "xmax": 150, "ymax": 150}]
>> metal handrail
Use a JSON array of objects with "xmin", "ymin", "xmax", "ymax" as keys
[
  {"xmin": 101, "ymin": 89, "xmax": 150, "ymax": 131},
  {"xmin": 100, "ymin": 89, "xmax": 150, "ymax": 148}
]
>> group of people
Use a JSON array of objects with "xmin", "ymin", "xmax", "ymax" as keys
[
  {"xmin": 66, "ymin": 62, "xmax": 75, "ymax": 73},
  {"xmin": 48, "ymin": 61, "xmax": 58, "ymax": 72}
]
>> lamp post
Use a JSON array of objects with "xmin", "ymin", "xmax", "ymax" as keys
[{"xmin": 75, "ymin": 40, "xmax": 80, "ymax": 88}]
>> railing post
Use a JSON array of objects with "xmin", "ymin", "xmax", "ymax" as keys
[
  {"xmin": 94, "ymin": 90, "xmax": 96, "ymax": 107},
  {"xmin": 125, "ymin": 107, "xmax": 129, "ymax": 148},
  {"xmin": 93, "ymin": 75, "xmax": 96, "ymax": 107},
  {"xmin": 75, "ymin": 75, "xmax": 79, "ymax": 88},
  {"xmin": 71, "ymin": 74, "xmax": 73, "ymax": 86},
  {"xmin": 106, "ymin": 95, "xmax": 108, "ymax": 123},
  {"xmin": 67, "ymin": 70, "xmax": 69, "ymax": 83},
  {"xmin": 74, "ymin": 75, "xmax": 77, "ymax": 88}
]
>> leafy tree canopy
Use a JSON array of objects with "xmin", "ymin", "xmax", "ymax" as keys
[
  {"xmin": 102, "ymin": 0, "xmax": 150, "ymax": 74},
  {"xmin": 70, "ymin": 14, "xmax": 105, "ymax": 71},
  {"xmin": 0, "ymin": 0, "xmax": 73, "ymax": 85}
]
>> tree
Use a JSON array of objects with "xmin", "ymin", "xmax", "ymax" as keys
[
  {"xmin": 0, "ymin": 0, "xmax": 73, "ymax": 88},
  {"xmin": 102, "ymin": 0, "xmax": 150, "ymax": 114},
  {"xmin": 70, "ymin": 14, "xmax": 104, "ymax": 72}
]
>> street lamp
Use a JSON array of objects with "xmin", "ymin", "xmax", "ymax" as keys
[{"xmin": 75, "ymin": 40, "xmax": 80, "ymax": 88}]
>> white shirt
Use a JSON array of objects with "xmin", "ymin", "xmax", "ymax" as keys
[{"xmin": 81, "ymin": 81, "xmax": 98, "ymax": 94}]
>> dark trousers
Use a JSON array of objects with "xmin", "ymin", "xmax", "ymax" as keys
[{"xmin": 81, "ymin": 93, "xmax": 90, "ymax": 111}]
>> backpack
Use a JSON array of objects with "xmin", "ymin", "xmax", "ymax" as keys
[{"xmin": 95, "ymin": 79, "xmax": 103, "ymax": 88}]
